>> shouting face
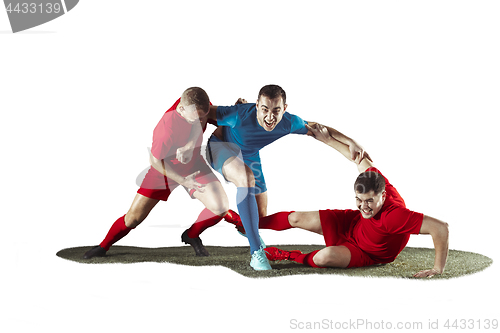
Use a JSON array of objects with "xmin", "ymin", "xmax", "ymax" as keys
[
  {"xmin": 355, "ymin": 190, "xmax": 386, "ymax": 219},
  {"xmin": 255, "ymin": 95, "xmax": 287, "ymax": 131}
]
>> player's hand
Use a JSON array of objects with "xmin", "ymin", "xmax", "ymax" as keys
[
  {"xmin": 235, "ymin": 98, "xmax": 247, "ymax": 105},
  {"xmin": 413, "ymin": 268, "xmax": 441, "ymax": 278},
  {"xmin": 349, "ymin": 142, "xmax": 373, "ymax": 163},
  {"xmin": 183, "ymin": 171, "xmax": 206, "ymax": 193},
  {"xmin": 176, "ymin": 146, "xmax": 194, "ymax": 164},
  {"xmin": 305, "ymin": 123, "xmax": 332, "ymax": 143}
]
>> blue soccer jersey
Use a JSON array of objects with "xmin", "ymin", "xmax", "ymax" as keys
[
  {"xmin": 217, "ymin": 103, "xmax": 308, "ymax": 156},
  {"xmin": 206, "ymin": 103, "xmax": 308, "ymax": 193}
]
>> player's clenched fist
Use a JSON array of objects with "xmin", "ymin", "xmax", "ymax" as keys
[{"xmin": 176, "ymin": 146, "xmax": 194, "ymax": 164}]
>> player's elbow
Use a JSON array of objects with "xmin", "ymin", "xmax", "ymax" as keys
[
  {"xmin": 442, "ymin": 221, "xmax": 449, "ymax": 238},
  {"xmin": 420, "ymin": 216, "xmax": 449, "ymax": 246},
  {"xmin": 433, "ymin": 220, "xmax": 449, "ymax": 243}
]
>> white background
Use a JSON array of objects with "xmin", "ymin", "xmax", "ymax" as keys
[{"xmin": 1, "ymin": 1, "xmax": 499, "ymax": 332}]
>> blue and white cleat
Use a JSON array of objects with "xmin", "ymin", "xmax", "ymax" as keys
[{"xmin": 250, "ymin": 246, "xmax": 272, "ymax": 271}]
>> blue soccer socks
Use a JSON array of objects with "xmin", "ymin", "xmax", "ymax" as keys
[{"xmin": 236, "ymin": 187, "xmax": 263, "ymax": 253}]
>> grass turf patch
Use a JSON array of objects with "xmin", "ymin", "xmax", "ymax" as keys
[{"xmin": 57, "ymin": 245, "xmax": 492, "ymax": 279}]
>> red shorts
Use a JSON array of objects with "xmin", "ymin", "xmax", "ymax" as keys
[
  {"xmin": 319, "ymin": 209, "xmax": 377, "ymax": 268},
  {"xmin": 137, "ymin": 159, "xmax": 219, "ymax": 201}
]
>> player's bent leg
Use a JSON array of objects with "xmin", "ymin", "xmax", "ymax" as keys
[
  {"xmin": 221, "ymin": 156, "xmax": 256, "ymax": 188},
  {"xmin": 83, "ymin": 194, "xmax": 159, "ymax": 259},
  {"xmin": 221, "ymin": 156, "xmax": 270, "ymax": 269},
  {"xmin": 288, "ymin": 211, "xmax": 324, "ymax": 235},
  {"xmin": 182, "ymin": 181, "xmax": 229, "ymax": 256},
  {"xmin": 313, "ymin": 246, "xmax": 351, "ymax": 268},
  {"xmin": 125, "ymin": 193, "xmax": 160, "ymax": 228},
  {"xmin": 193, "ymin": 181, "xmax": 229, "ymax": 217}
]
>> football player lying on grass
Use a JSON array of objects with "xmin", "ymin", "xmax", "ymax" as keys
[{"xmin": 226, "ymin": 123, "xmax": 449, "ymax": 278}]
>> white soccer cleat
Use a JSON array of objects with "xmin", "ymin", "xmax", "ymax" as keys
[{"xmin": 250, "ymin": 246, "xmax": 272, "ymax": 271}]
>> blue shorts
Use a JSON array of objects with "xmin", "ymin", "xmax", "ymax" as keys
[{"xmin": 206, "ymin": 135, "xmax": 267, "ymax": 194}]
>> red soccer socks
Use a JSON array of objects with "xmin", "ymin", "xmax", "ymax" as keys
[
  {"xmin": 186, "ymin": 208, "xmax": 224, "ymax": 238},
  {"xmin": 259, "ymin": 211, "xmax": 294, "ymax": 231},
  {"xmin": 265, "ymin": 247, "xmax": 323, "ymax": 268},
  {"xmin": 291, "ymin": 250, "xmax": 322, "ymax": 268},
  {"xmin": 225, "ymin": 211, "xmax": 294, "ymax": 231},
  {"xmin": 99, "ymin": 215, "xmax": 134, "ymax": 251}
]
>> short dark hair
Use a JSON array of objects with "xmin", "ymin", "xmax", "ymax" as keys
[
  {"xmin": 258, "ymin": 84, "xmax": 286, "ymax": 105},
  {"xmin": 354, "ymin": 171, "xmax": 386, "ymax": 195},
  {"xmin": 181, "ymin": 87, "xmax": 210, "ymax": 114}
]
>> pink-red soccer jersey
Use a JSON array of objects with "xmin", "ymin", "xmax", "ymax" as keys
[
  {"xmin": 321, "ymin": 167, "xmax": 424, "ymax": 265},
  {"xmin": 151, "ymin": 98, "xmax": 207, "ymax": 175},
  {"xmin": 138, "ymin": 98, "xmax": 217, "ymax": 201}
]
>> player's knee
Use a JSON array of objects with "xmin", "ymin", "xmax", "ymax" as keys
[
  {"xmin": 204, "ymin": 193, "xmax": 229, "ymax": 216},
  {"xmin": 312, "ymin": 251, "xmax": 329, "ymax": 267},
  {"xmin": 314, "ymin": 247, "xmax": 350, "ymax": 268},
  {"xmin": 207, "ymin": 199, "xmax": 229, "ymax": 217},
  {"xmin": 124, "ymin": 212, "xmax": 144, "ymax": 228},
  {"xmin": 232, "ymin": 166, "xmax": 255, "ymax": 187},
  {"xmin": 288, "ymin": 212, "xmax": 301, "ymax": 228}
]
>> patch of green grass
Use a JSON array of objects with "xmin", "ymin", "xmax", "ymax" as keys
[{"xmin": 57, "ymin": 245, "xmax": 493, "ymax": 279}]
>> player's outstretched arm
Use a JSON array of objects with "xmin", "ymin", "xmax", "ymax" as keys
[
  {"xmin": 306, "ymin": 121, "xmax": 371, "ymax": 162},
  {"xmin": 413, "ymin": 215, "xmax": 449, "ymax": 278},
  {"xmin": 149, "ymin": 153, "xmax": 206, "ymax": 193},
  {"xmin": 305, "ymin": 123, "xmax": 374, "ymax": 173}
]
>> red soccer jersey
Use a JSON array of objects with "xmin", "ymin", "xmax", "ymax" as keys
[
  {"xmin": 150, "ymin": 98, "xmax": 207, "ymax": 176},
  {"xmin": 349, "ymin": 167, "xmax": 424, "ymax": 263}
]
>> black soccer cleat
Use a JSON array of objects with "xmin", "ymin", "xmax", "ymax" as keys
[
  {"xmin": 181, "ymin": 230, "xmax": 209, "ymax": 257},
  {"xmin": 83, "ymin": 245, "xmax": 107, "ymax": 259}
]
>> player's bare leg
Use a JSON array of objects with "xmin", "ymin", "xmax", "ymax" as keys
[
  {"xmin": 124, "ymin": 194, "xmax": 160, "ymax": 228},
  {"xmin": 180, "ymin": 181, "xmax": 229, "ymax": 256},
  {"xmin": 255, "ymin": 191, "xmax": 268, "ymax": 217},
  {"xmin": 225, "ymin": 210, "xmax": 324, "ymax": 234},
  {"xmin": 265, "ymin": 244, "xmax": 351, "ymax": 268},
  {"xmin": 192, "ymin": 181, "xmax": 229, "ymax": 217},
  {"xmin": 222, "ymin": 155, "xmax": 256, "ymax": 188},
  {"xmin": 288, "ymin": 211, "xmax": 324, "ymax": 234},
  {"xmin": 263, "ymin": 212, "xmax": 350, "ymax": 268},
  {"xmin": 312, "ymin": 246, "xmax": 351, "ymax": 268}
]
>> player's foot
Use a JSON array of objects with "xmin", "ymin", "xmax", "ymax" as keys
[
  {"xmin": 264, "ymin": 247, "xmax": 302, "ymax": 262},
  {"xmin": 224, "ymin": 210, "xmax": 246, "ymax": 233},
  {"xmin": 83, "ymin": 245, "xmax": 107, "ymax": 259},
  {"xmin": 181, "ymin": 230, "xmax": 209, "ymax": 257},
  {"xmin": 224, "ymin": 209, "xmax": 266, "ymax": 248},
  {"xmin": 250, "ymin": 246, "xmax": 272, "ymax": 271},
  {"xmin": 224, "ymin": 209, "xmax": 241, "ymax": 225}
]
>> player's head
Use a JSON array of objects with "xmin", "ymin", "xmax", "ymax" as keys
[
  {"xmin": 179, "ymin": 87, "xmax": 210, "ymax": 123},
  {"xmin": 256, "ymin": 84, "xmax": 287, "ymax": 132},
  {"xmin": 354, "ymin": 171, "xmax": 386, "ymax": 219}
]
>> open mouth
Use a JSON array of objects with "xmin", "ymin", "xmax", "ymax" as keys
[
  {"xmin": 264, "ymin": 119, "xmax": 275, "ymax": 128},
  {"xmin": 360, "ymin": 208, "xmax": 372, "ymax": 216}
]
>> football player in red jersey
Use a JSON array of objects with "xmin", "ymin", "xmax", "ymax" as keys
[
  {"xmin": 227, "ymin": 123, "xmax": 449, "ymax": 278},
  {"xmin": 83, "ymin": 87, "xmax": 239, "ymax": 259}
]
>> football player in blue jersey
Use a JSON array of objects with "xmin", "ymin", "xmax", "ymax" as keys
[{"xmin": 176, "ymin": 85, "xmax": 371, "ymax": 270}]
